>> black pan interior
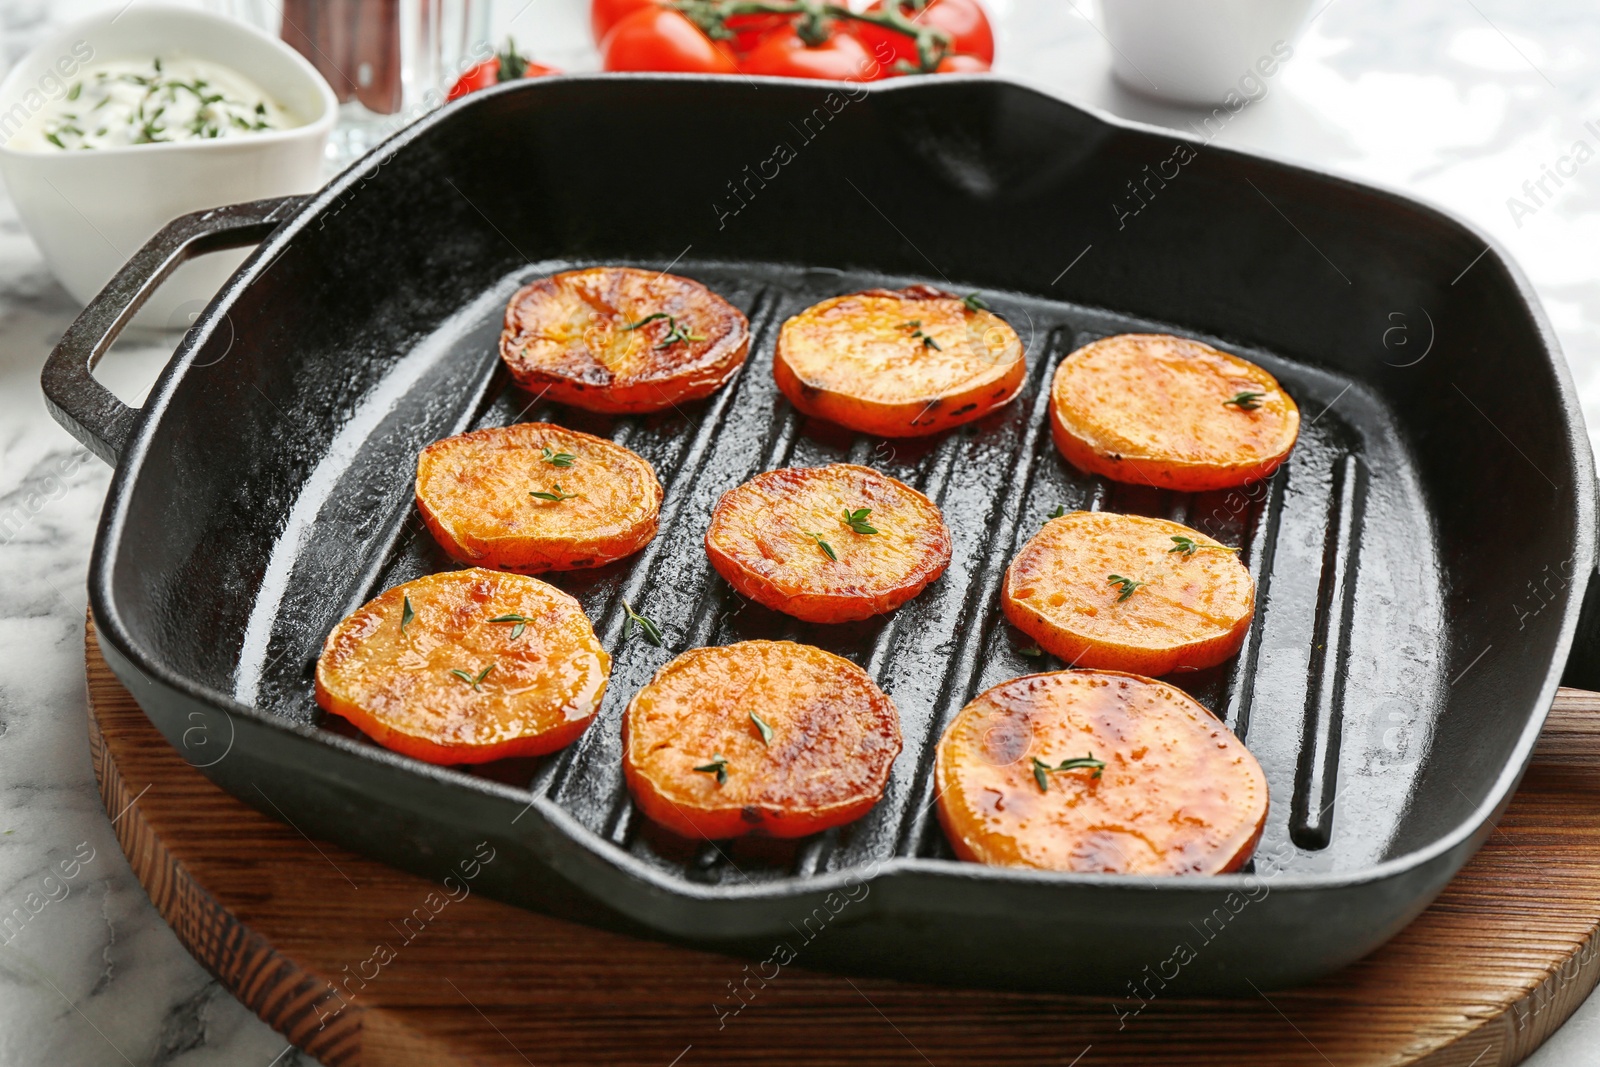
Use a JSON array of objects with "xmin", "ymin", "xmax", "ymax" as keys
[{"xmin": 100, "ymin": 76, "xmax": 1587, "ymax": 897}]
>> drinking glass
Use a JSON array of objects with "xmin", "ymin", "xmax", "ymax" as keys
[{"xmin": 205, "ymin": 0, "xmax": 491, "ymax": 163}]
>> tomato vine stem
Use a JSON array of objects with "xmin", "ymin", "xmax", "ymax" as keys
[{"xmin": 671, "ymin": 0, "xmax": 954, "ymax": 72}]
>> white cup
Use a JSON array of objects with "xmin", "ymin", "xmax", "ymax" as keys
[{"xmin": 1098, "ymin": 0, "xmax": 1314, "ymax": 107}]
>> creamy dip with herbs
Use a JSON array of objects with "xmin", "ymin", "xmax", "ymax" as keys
[{"xmin": 17, "ymin": 56, "xmax": 293, "ymax": 151}]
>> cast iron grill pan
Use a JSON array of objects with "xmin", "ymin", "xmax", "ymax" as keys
[{"xmin": 55, "ymin": 76, "xmax": 1593, "ymax": 992}]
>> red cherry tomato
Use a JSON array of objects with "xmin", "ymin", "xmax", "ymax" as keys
[
  {"xmin": 725, "ymin": 12, "xmax": 793, "ymax": 53},
  {"xmin": 934, "ymin": 53, "xmax": 990, "ymax": 73},
  {"xmin": 739, "ymin": 24, "xmax": 878, "ymax": 80},
  {"xmin": 591, "ymin": 0, "xmax": 657, "ymax": 46},
  {"xmin": 603, "ymin": 7, "xmax": 740, "ymax": 73},
  {"xmin": 446, "ymin": 48, "xmax": 561, "ymax": 101},
  {"xmin": 856, "ymin": 0, "xmax": 995, "ymax": 71},
  {"xmin": 449, "ymin": 58, "xmax": 499, "ymax": 99}
]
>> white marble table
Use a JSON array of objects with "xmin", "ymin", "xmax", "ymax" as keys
[{"xmin": 1, "ymin": 0, "xmax": 1597, "ymax": 1063}]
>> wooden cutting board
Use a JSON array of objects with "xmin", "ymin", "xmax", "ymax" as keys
[{"xmin": 84, "ymin": 619, "xmax": 1600, "ymax": 1067}]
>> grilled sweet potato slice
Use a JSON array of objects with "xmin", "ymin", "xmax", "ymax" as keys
[
  {"xmin": 500, "ymin": 266, "xmax": 750, "ymax": 413},
  {"xmin": 416, "ymin": 422, "xmax": 662, "ymax": 573},
  {"xmin": 622, "ymin": 641, "xmax": 902, "ymax": 839},
  {"xmin": 774, "ymin": 285, "xmax": 1025, "ymax": 437},
  {"xmin": 315, "ymin": 569, "xmax": 610, "ymax": 765},
  {"xmin": 1050, "ymin": 333, "xmax": 1300, "ymax": 490},
  {"xmin": 705, "ymin": 463, "xmax": 952, "ymax": 623},
  {"xmin": 1003, "ymin": 511, "xmax": 1253, "ymax": 675},
  {"xmin": 936, "ymin": 670, "xmax": 1267, "ymax": 874}
]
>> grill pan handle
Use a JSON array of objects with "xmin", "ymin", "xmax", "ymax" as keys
[{"xmin": 41, "ymin": 195, "xmax": 306, "ymax": 465}]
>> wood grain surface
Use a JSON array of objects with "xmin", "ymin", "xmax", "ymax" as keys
[{"xmin": 84, "ymin": 619, "xmax": 1600, "ymax": 1067}]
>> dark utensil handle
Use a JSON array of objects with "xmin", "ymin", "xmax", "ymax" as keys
[{"xmin": 41, "ymin": 195, "xmax": 306, "ymax": 466}]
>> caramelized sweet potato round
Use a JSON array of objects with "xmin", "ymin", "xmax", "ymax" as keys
[
  {"xmin": 1003, "ymin": 511, "xmax": 1253, "ymax": 675},
  {"xmin": 416, "ymin": 422, "xmax": 662, "ymax": 573},
  {"xmin": 315, "ymin": 569, "xmax": 610, "ymax": 765},
  {"xmin": 500, "ymin": 266, "xmax": 750, "ymax": 413},
  {"xmin": 705, "ymin": 463, "xmax": 952, "ymax": 623},
  {"xmin": 1050, "ymin": 333, "xmax": 1300, "ymax": 491},
  {"xmin": 774, "ymin": 285, "xmax": 1025, "ymax": 437},
  {"xmin": 936, "ymin": 670, "xmax": 1267, "ymax": 875},
  {"xmin": 622, "ymin": 641, "xmax": 902, "ymax": 839}
]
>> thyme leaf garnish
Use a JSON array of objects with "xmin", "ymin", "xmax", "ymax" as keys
[
  {"xmin": 622, "ymin": 312, "xmax": 703, "ymax": 348},
  {"xmin": 401, "ymin": 594, "xmax": 415, "ymax": 634},
  {"xmin": 841, "ymin": 507, "xmax": 878, "ymax": 535},
  {"xmin": 962, "ymin": 292, "xmax": 989, "ymax": 312},
  {"xmin": 540, "ymin": 446, "xmax": 576, "ymax": 468},
  {"xmin": 1169, "ymin": 535, "xmax": 1240, "ymax": 557},
  {"xmin": 803, "ymin": 531, "xmax": 838, "ymax": 561},
  {"xmin": 655, "ymin": 316, "xmax": 705, "ymax": 348},
  {"xmin": 901, "ymin": 320, "xmax": 941, "ymax": 350},
  {"xmin": 450, "ymin": 663, "xmax": 495, "ymax": 690},
  {"xmin": 750, "ymin": 711, "xmax": 774, "ymax": 746},
  {"xmin": 1107, "ymin": 574, "xmax": 1145, "ymax": 602},
  {"xmin": 694, "ymin": 754, "xmax": 729, "ymax": 785},
  {"xmin": 621, "ymin": 599, "xmax": 664, "ymax": 646},
  {"xmin": 1019, "ymin": 645, "xmax": 1043, "ymax": 658},
  {"xmin": 1224, "ymin": 391, "xmax": 1265, "ymax": 411},
  {"xmin": 489, "ymin": 612, "xmax": 531, "ymax": 640},
  {"xmin": 529, "ymin": 484, "xmax": 580, "ymax": 502},
  {"xmin": 1031, "ymin": 754, "xmax": 1105, "ymax": 791}
]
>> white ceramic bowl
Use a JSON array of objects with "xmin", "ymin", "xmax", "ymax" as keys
[
  {"xmin": 0, "ymin": 5, "xmax": 336, "ymax": 327},
  {"xmin": 1098, "ymin": 0, "xmax": 1313, "ymax": 107}
]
